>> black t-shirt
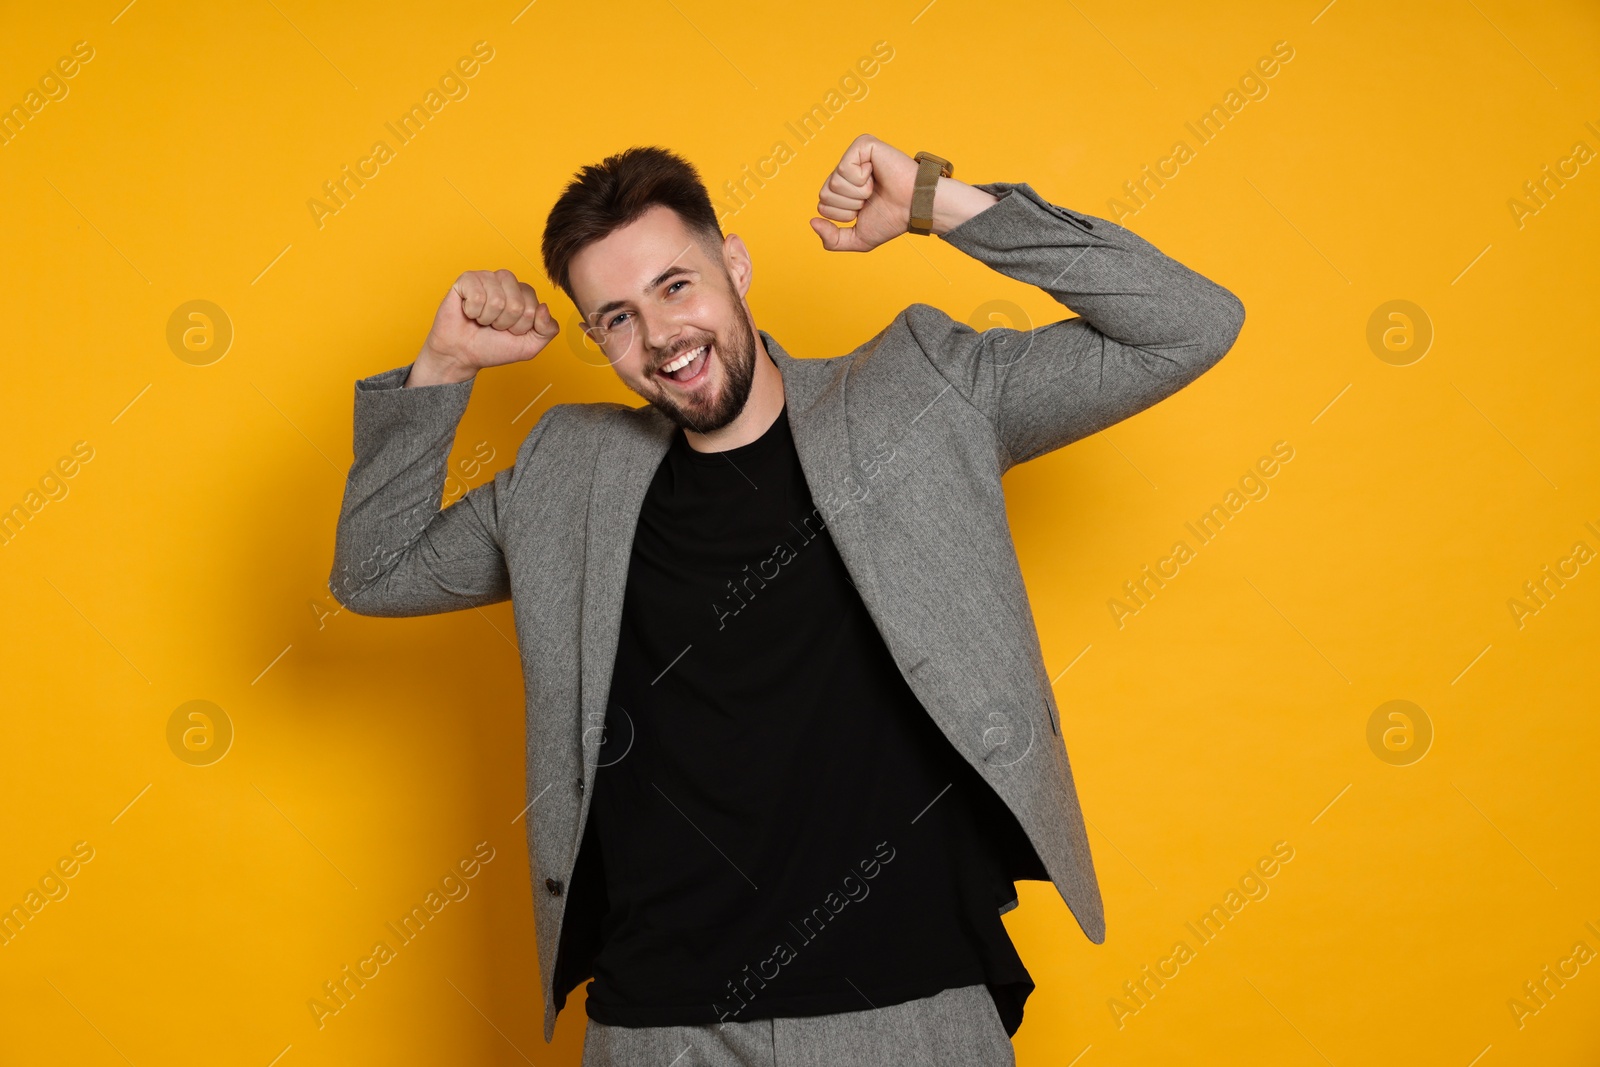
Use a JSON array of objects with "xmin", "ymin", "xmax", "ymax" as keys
[{"xmin": 562, "ymin": 404, "xmax": 1042, "ymax": 1034}]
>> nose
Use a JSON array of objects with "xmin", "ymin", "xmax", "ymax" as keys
[{"xmin": 641, "ymin": 304, "xmax": 694, "ymax": 365}]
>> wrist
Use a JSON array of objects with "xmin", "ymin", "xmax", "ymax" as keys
[
  {"xmin": 930, "ymin": 177, "xmax": 1000, "ymax": 237},
  {"xmin": 405, "ymin": 345, "xmax": 476, "ymax": 388}
]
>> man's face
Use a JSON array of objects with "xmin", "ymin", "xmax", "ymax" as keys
[{"xmin": 569, "ymin": 205, "xmax": 758, "ymax": 434}]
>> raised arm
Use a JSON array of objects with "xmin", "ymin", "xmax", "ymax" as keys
[
  {"xmin": 921, "ymin": 180, "xmax": 1244, "ymax": 470},
  {"xmin": 327, "ymin": 270, "xmax": 561, "ymax": 616},
  {"xmin": 809, "ymin": 135, "xmax": 1246, "ymax": 473}
]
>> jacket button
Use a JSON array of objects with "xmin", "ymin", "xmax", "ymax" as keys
[
  {"xmin": 546, "ymin": 877, "xmax": 564, "ymax": 896},
  {"xmin": 576, "ymin": 778, "xmax": 584, "ymax": 794}
]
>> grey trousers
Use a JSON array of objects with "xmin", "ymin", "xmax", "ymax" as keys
[{"xmin": 579, "ymin": 983, "xmax": 1016, "ymax": 1067}]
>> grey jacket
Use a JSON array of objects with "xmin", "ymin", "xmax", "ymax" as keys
[{"xmin": 328, "ymin": 179, "xmax": 1245, "ymax": 1041}]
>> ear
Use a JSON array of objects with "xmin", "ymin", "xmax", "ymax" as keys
[{"xmin": 721, "ymin": 233, "xmax": 754, "ymax": 300}]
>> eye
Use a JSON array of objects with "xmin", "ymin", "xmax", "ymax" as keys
[
  {"xmin": 668, "ymin": 280, "xmax": 689, "ymax": 294},
  {"xmin": 604, "ymin": 311, "xmax": 629, "ymax": 329}
]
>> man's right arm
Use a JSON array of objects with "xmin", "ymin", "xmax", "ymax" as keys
[{"xmin": 327, "ymin": 269, "xmax": 562, "ymax": 617}]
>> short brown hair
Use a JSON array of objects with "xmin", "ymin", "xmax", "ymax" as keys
[{"xmin": 541, "ymin": 146, "xmax": 724, "ymax": 311}]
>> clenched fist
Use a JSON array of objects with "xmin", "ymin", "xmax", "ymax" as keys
[
  {"xmin": 808, "ymin": 133, "xmax": 998, "ymax": 251},
  {"xmin": 406, "ymin": 269, "xmax": 560, "ymax": 387},
  {"xmin": 808, "ymin": 135, "xmax": 918, "ymax": 254}
]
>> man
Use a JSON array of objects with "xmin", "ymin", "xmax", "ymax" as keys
[{"xmin": 329, "ymin": 133, "xmax": 1244, "ymax": 1066}]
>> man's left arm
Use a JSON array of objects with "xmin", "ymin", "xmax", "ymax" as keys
[{"xmin": 811, "ymin": 135, "xmax": 1246, "ymax": 472}]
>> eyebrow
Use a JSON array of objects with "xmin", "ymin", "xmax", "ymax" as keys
[{"xmin": 589, "ymin": 264, "xmax": 698, "ymax": 323}]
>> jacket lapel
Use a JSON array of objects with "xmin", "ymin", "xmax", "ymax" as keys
[
  {"xmin": 577, "ymin": 401, "xmax": 674, "ymax": 798},
  {"xmin": 769, "ymin": 334, "xmax": 880, "ymax": 603}
]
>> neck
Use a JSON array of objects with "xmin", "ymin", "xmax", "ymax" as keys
[{"xmin": 682, "ymin": 326, "xmax": 785, "ymax": 453}]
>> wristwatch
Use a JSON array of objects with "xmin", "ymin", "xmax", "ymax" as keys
[{"xmin": 909, "ymin": 151, "xmax": 953, "ymax": 235}]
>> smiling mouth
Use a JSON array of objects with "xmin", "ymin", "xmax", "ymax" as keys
[{"xmin": 657, "ymin": 343, "xmax": 711, "ymax": 385}]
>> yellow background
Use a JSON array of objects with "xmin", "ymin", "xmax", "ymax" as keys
[{"xmin": 2, "ymin": 1, "xmax": 1597, "ymax": 1063}]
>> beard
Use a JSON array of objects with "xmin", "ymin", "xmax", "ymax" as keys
[{"xmin": 640, "ymin": 311, "xmax": 757, "ymax": 435}]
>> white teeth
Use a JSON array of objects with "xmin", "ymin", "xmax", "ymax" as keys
[{"xmin": 662, "ymin": 345, "xmax": 708, "ymax": 374}]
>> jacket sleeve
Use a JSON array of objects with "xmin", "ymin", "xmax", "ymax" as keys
[
  {"xmin": 909, "ymin": 180, "xmax": 1245, "ymax": 472},
  {"xmin": 327, "ymin": 362, "xmax": 538, "ymax": 617}
]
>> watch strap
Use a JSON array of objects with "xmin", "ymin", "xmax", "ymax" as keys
[{"xmin": 910, "ymin": 151, "xmax": 953, "ymax": 235}]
